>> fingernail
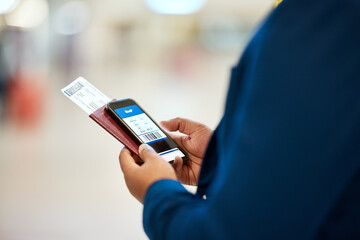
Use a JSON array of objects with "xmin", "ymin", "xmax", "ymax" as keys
[{"xmin": 139, "ymin": 144, "xmax": 153, "ymax": 153}]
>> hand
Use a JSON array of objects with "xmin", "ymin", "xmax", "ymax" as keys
[
  {"xmin": 119, "ymin": 144, "xmax": 177, "ymax": 203},
  {"xmin": 160, "ymin": 118, "xmax": 213, "ymax": 186}
]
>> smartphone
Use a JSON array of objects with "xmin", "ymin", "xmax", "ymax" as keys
[{"xmin": 106, "ymin": 98, "xmax": 189, "ymax": 163}]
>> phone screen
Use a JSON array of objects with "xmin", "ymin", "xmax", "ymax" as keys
[
  {"xmin": 112, "ymin": 103, "xmax": 186, "ymax": 162},
  {"xmin": 115, "ymin": 105, "xmax": 167, "ymax": 143}
]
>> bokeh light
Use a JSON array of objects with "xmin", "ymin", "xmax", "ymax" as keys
[
  {"xmin": 0, "ymin": 0, "xmax": 19, "ymax": 15},
  {"xmin": 144, "ymin": 0, "xmax": 207, "ymax": 15},
  {"xmin": 5, "ymin": 0, "xmax": 48, "ymax": 29},
  {"xmin": 53, "ymin": 1, "xmax": 91, "ymax": 36}
]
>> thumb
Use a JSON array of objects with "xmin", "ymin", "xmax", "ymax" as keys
[{"xmin": 139, "ymin": 144, "xmax": 159, "ymax": 162}]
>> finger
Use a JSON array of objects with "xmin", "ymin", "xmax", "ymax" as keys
[
  {"xmin": 173, "ymin": 156, "xmax": 183, "ymax": 173},
  {"xmin": 138, "ymin": 144, "xmax": 161, "ymax": 163},
  {"xmin": 160, "ymin": 118, "xmax": 202, "ymax": 135},
  {"xmin": 166, "ymin": 131, "xmax": 194, "ymax": 153},
  {"xmin": 166, "ymin": 132, "xmax": 185, "ymax": 148},
  {"xmin": 119, "ymin": 148, "xmax": 139, "ymax": 173}
]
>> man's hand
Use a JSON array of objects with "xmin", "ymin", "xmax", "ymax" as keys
[
  {"xmin": 160, "ymin": 118, "xmax": 213, "ymax": 186},
  {"xmin": 119, "ymin": 144, "xmax": 177, "ymax": 203}
]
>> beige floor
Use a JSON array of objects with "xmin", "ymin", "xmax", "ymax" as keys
[{"xmin": 0, "ymin": 48, "xmax": 240, "ymax": 239}]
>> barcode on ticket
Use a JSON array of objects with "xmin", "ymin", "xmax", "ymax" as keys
[
  {"xmin": 142, "ymin": 131, "xmax": 163, "ymax": 142},
  {"xmin": 64, "ymin": 82, "xmax": 84, "ymax": 97}
]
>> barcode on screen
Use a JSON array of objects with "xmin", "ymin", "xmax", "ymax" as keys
[
  {"xmin": 64, "ymin": 82, "xmax": 84, "ymax": 96},
  {"xmin": 143, "ymin": 131, "xmax": 163, "ymax": 142}
]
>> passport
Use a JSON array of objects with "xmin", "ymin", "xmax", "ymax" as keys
[{"xmin": 89, "ymin": 104, "xmax": 139, "ymax": 155}]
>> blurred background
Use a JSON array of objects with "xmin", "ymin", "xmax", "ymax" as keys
[{"xmin": 0, "ymin": 0, "xmax": 273, "ymax": 239}]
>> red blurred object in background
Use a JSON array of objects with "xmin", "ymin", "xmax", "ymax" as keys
[{"xmin": 6, "ymin": 72, "xmax": 46, "ymax": 128}]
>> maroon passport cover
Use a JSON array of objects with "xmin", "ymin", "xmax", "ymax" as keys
[{"xmin": 89, "ymin": 105, "xmax": 139, "ymax": 155}]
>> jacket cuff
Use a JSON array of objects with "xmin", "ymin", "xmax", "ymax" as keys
[
  {"xmin": 143, "ymin": 179, "xmax": 192, "ymax": 238},
  {"xmin": 144, "ymin": 179, "xmax": 187, "ymax": 205}
]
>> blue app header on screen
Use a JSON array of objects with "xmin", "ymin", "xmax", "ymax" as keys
[{"xmin": 114, "ymin": 105, "xmax": 144, "ymax": 119}]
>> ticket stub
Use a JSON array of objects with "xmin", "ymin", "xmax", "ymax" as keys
[{"xmin": 61, "ymin": 77, "xmax": 111, "ymax": 114}]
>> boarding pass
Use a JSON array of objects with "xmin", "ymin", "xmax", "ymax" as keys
[{"xmin": 61, "ymin": 77, "xmax": 111, "ymax": 114}]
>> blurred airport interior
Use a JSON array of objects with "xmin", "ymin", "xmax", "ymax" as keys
[{"xmin": 0, "ymin": 0, "xmax": 273, "ymax": 239}]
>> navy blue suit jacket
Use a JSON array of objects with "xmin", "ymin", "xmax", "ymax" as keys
[{"xmin": 143, "ymin": 0, "xmax": 360, "ymax": 239}]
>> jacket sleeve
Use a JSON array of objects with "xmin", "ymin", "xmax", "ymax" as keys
[{"xmin": 143, "ymin": 180, "xmax": 210, "ymax": 239}]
